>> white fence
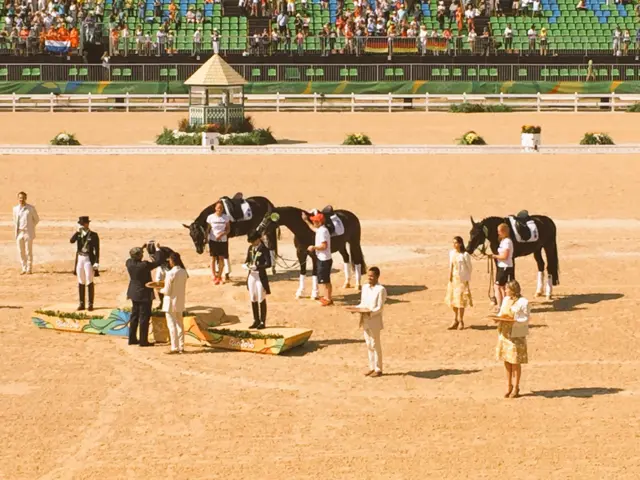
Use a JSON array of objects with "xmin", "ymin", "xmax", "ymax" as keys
[{"xmin": 1, "ymin": 92, "xmax": 640, "ymax": 112}]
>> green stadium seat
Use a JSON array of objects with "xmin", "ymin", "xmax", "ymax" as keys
[
  {"xmin": 68, "ymin": 67, "xmax": 78, "ymax": 77},
  {"xmin": 251, "ymin": 68, "xmax": 260, "ymax": 78},
  {"xmin": 598, "ymin": 68, "xmax": 608, "ymax": 78},
  {"xmin": 122, "ymin": 68, "xmax": 132, "ymax": 78},
  {"xmin": 21, "ymin": 68, "xmax": 31, "ymax": 78},
  {"xmin": 339, "ymin": 68, "xmax": 349, "ymax": 78},
  {"xmin": 314, "ymin": 68, "xmax": 324, "ymax": 78},
  {"xmin": 160, "ymin": 68, "xmax": 168, "ymax": 78},
  {"xmin": 626, "ymin": 68, "xmax": 635, "ymax": 78},
  {"xmin": 349, "ymin": 68, "xmax": 358, "ymax": 78},
  {"xmin": 111, "ymin": 68, "xmax": 122, "ymax": 78},
  {"xmin": 384, "ymin": 68, "xmax": 394, "ymax": 77},
  {"xmin": 394, "ymin": 68, "xmax": 404, "ymax": 77},
  {"xmin": 560, "ymin": 68, "xmax": 569, "ymax": 77},
  {"xmin": 453, "ymin": 68, "xmax": 462, "ymax": 78},
  {"xmin": 489, "ymin": 68, "xmax": 498, "ymax": 78},
  {"xmin": 169, "ymin": 68, "xmax": 178, "ymax": 79},
  {"xmin": 479, "ymin": 68, "xmax": 489, "ymax": 77},
  {"xmin": 612, "ymin": 68, "xmax": 620, "ymax": 78},
  {"xmin": 541, "ymin": 68, "xmax": 550, "ymax": 79},
  {"xmin": 432, "ymin": 68, "xmax": 441, "ymax": 77},
  {"xmin": 78, "ymin": 68, "xmax": 88, "ymax": 77},
  {"xmin": 285, "ymin": 67, "xmax": 301, "ymax": 80},
  {"xmin": 441, "ymin": 68, "xmax": 450, "ymax": 78},
  {"xmin": 30, "ymin": 67, "xmax": 41, "ymax": 77},
  {"xmin": 518, "ymin": 68, "xmax": 527, "ymax": 78},
  {"xmin": 550, "ymin": 68, "xmax": 559, "ymax": 78},
  {"xmin": 305, "ymin": 68, "xmax": 315, "ymax": 78},
  {"xmin": 267, "ymin": 68, "xmax": 277, "ymax": 78}
]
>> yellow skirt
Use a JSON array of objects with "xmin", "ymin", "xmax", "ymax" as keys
[
  {"xmin": 496, "ymin": 322, "xmax": 528, "ymax": 364},
  {"xmin": 445, "ymin": 279, "xmax": 473, "ymax": 309}
]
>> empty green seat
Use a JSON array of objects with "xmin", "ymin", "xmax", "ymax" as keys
[
  {"xmin": 489, "ymin": 68, "xmax": 498, "ymax": 77},
  {"xmin": 68, "ymin": 67, "xmax": 78, "ymax": 76},
  {"xmin": 122, "ymin": 68, "xmax": 132, "ymax": 77},
  {"xmin": 314, "ymin": 68, "xmax": 324, "ymax": 77},
  {"xmin": 339, "ymin": 68, "xmax": 349, "ymax": 78},
  {"xmin": 169, "ymin": 68, "xmax": 178, "ymax": 79},
  {"xmin": 560, "ymin": 69, "xmax": 569, "ymax": 77},
  {"xmin": 550, "ymin": 68, "xmax": 559, "ymax": 77},
  {"xmin": 285, "ymin": 67, "xmax": 300, "ymax": 80},
  {"xmin": 305, "ymin": 68, "xmax": 314, "ymax": 77},
  {"xmin": 453, "ymin": 68, "xmax": 462, "ymax": 77},
  {"xmin": 160, "ymin": 68, "xmax": 168, "ymax": 77},
  {"xmin": 78, "ymin": 68, "xmax": 88, "ymax": 77},
  {"xmin": 432, "ymin": 68, "xmax": 441, "ymax": 77},
  {"xmin": 112, "ymin": 68, "xmax": 122, "ymax": 77},
  {"xmin": 479, "ymin": 68, "xmax": 489, "ymax": 77},
  {"xmin": 612, "ymin": 68, "xmax": 620, "ymax": 78},
  {"xmin": 626, "ymin": 69, "xmax": 635, "ymax": 77},
  {"xmin": 349, "ymin": 68, "xmax": 358, "ymax": 77},
  {"xmin": 518, "ymin": 68, "xmax": 527, "ymax": 77},
  {"xmin": 21, "ymin": 68, "xmax": 31, "ymax": 78},
  {"xmin": 251, "ymin": 68, "xmax": 260, "ymax": 77},
  {"xmin": 468, "ymin": 68, "xmax": 477, "ymax": 77},
  {"xmin": 441, "ymin": 68, "xmax": 450, "ymax": 77},
  {"xmin": 541, "ymin": 68, "xmax": 550, "ymax": 78},
  {"xmin": 394, "ymin": 68, "xmax": 404, "ymax": 77},
  {"xmin": 384, "ymin": 68, "xmax": 394, "ymax": 77}
]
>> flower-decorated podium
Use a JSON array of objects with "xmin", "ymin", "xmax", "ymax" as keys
[{"xmin": 32, "ymin": 304, "xmax": 312, "ymax": 355}]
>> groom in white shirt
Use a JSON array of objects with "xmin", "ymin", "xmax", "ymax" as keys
[
  {"xmin": 12, "ymin": 191, "xmax": 40, "ymax": 275},
  {"xmin": 346, "ymin": 266, "xmax": 387, "ymax": 377}
]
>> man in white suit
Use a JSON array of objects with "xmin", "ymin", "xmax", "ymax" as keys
[
  {"xmin": 159, "ymin": 251, "xmax": 189, "ymax": 354},
  {"xmin": 12, "ymin": 191, "xmax": 40, "ymax": 274},
  {"xmin": 346, "ymin": 266, "xmax": 387, "ymax": 377}
]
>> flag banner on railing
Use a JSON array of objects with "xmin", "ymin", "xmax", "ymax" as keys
[
  {"xmin": 426, "ymin": 38, "xmax": 448, "ymax": 51},
  {"xmin": 45, "ymin": 40, "xmax": 71, "ymax": 53},
  {"xmin": 364, "ymin": 37, "xmax": 418, "ymax": 54}
]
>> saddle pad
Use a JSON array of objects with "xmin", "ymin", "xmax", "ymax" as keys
[
  {"xmin": 509, "ymin": 216, "xmax": 539, "ymax": 243},
  {"xmin": 222, "ymin": 199, "xmax": 252, "ymax": 222},
  {"xmin": 330, "ymin": 214, "xmax": 345, "ymax": 237}
]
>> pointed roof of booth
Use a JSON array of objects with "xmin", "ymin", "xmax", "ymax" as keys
[{"xmin": 184, "ymin": 54, "xmax": 247, "ymax": 87}]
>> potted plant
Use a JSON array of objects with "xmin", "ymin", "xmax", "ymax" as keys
[
  {"xmin": 521, "ymin": 125, "xmax": 542, "ymax": 152},
  {"xmin": 579, "ymin": 132, "xmax": 615, "ymax": 145},
  {"xmin": 457, "ymin": 131, "xmax": 487, "ymax": 145},
  {"xmin": 343, "ymin": 133, "xmax": 372, "ymax": 146}
]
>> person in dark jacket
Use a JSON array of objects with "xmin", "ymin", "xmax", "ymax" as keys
[
  {"xmin": 126, "ymin": 244, "xmax": 162, "ymax": 346},
  {"xmin": 244, "ymin": 231, "xmax": 271, "ymax": 329},
  {"xmin": 70, "ymin": 216, "xmax": 100, "ymax": 311}
]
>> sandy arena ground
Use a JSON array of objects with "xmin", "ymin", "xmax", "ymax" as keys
[{"xmin": 1, "ymin": 113, "xmax": 640, "ymax": 479}]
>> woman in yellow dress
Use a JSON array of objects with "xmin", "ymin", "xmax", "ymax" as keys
[
  {"xmin": 491, "ymin": 280, "xmax": 530, "ymax": 398},
  {"xmin": 445, "ymin": 236, "xmax": 473, "ymax": 330}
]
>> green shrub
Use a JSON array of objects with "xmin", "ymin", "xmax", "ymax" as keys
[
  {"xmin": 521, "ymin": 125, "xmax": 542, "ymax": 134},
  {"xmin": 342, "ymin": 133, "xmax": 373, "ymax": 145},
  {"xmin": 579, "ymin": 132, "xmax": 615, "ymax": 145},
  {"xmin": 626, "ymin": 103, "xmax": 640, "ymax": 112},
  {"xmin": 448, "ymin": 103, "xmax": 513, "ymax": 113},
  {"xmin": 50, "ymin": 132, "xmax": 81, "ymax": 145},
  {"xmin": 218, "ymin": 128, "xmax": 277, "ymax": 146},
  {"xmin": 155, "ymin": 128, "xmax": 203, "ymax": 145},
  {"xmin": 457, "ymin": 131, "xmax": 487, "ymax": 145}
]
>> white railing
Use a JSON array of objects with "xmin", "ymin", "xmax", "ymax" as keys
[{"xmin": 1, "ymin": 92, "xmax": 640, "ymax": 112}]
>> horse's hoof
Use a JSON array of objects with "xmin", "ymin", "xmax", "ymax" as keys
[
  {"xmin": 310, "ymin": 293, "xmax": 319, "ymax": 300},
  {"xmin": 272, "ymin": 268, "xmax": 276, "ymax": 275},
  {"xmin": 535, "ymin": 292, "xmax": 543, "ymax": 298},
  {"xmin": 224, "ymin": 274, "xmax": 230, "ymax": 281},
  {"xmin": 295, "ymin": 291, "xmax": 304, "ymax": 299},
  {"xmin": 546, "ymin": 295, "xmax": 552, "ymax": 301},
  {"xmin": 343, "ymin": 283, "xmax": 351, "ymax": 289}
]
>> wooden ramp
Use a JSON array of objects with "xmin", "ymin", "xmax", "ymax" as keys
[{"xmin": 32, "ymin": 305, "xmax": 312, "ymax": 354}]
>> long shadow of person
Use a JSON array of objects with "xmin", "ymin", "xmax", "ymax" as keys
[
  {"xmin": 384, "ymin": 369, "xmax": 481, "ymax": 379},
  {"xmin": 525, "ymin": 387, "xmax": 623, "ymax": 398}
]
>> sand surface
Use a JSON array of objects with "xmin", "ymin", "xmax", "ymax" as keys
[{"xmin": 1, "ymin": 113, "xmax": 640, "ymax": 479}]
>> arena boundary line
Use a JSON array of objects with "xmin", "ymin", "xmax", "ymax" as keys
[{"xmin": 2, "ymin": 144, "xmax": 640, "ymax": 155}]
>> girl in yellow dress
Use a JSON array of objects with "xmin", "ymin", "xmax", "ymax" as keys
[
  {"xmin": 491, "ymin": 280, "xmax": 530, "ymax": 398},
  {"xmin": 445, "ymin": 236, "xmax": 473, "ymax": 330}
]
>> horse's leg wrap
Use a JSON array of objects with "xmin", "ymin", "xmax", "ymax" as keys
[
  {"xmin": 354, "ymin": 264, "xmax": 362, "ymax": 290},
  {"xmin": 536, "ymin": 272, "xmax": 544, "ymax": 297},
  {"xmin": 296, "ymin": 274, "xmax": 305, "ymax": 298},
  {"xmin": 545, "ymin": 274, "xmax": 553, "ymax": 299},
  {"xmin": 343, "ymin": 263, "xmax": 351, "ymax": 288},
  {"xmin": 311, "ymin": 275, "xmax": 319, "ymax": 299},
  {"xmin": 223, "ymin": 258, "xmax": 231, "ymax": 277},
  {"xmin": 270, "ymin": 250, "xmax": 276, "ymax": 270}
]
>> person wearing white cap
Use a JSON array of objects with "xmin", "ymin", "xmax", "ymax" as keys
[
  {"xmin": 12, "ymin": 191, "xmax": 39, "ymax": 275},
  {"xmin": 70, "ymin": 216, "xmax": 100, "ymax": 311}
]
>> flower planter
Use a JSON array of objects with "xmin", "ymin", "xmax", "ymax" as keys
[{"xmin": 521, "ymin": 133, "xmax": 541, "ymax": 152}]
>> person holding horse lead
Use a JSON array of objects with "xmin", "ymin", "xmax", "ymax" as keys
[
  {"xmin": 445, "ymin": 236, "xmax": 473, "ymax": 330},
  {"xmin": 244, "ymin": 231, "xmax": 271, "ymax": 329},
  {"xmin": 302, "ymin": 211, "xmax": 333, "ymax": 306},
  {"xmin": 71, "ymin": 216, "xmax": 100, "ymax": 311},
  {"xmin": 206, "ymin": 201, "xmax": 231, "ymax": 285},
  {"xmin": 488, "ymin": 223, "xmax": 514, "ymax": 311}
]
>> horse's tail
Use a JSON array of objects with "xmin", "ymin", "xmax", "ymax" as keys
[{"xmin": 546, "ymin": 220, "xmax": 560, "ymax": 286}]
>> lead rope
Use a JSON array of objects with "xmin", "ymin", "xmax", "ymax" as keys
[{"xmin": 472, "ymin": 239, "xmax": 497, "ymax": 304}]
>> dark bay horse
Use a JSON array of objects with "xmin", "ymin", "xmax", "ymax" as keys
[
  {"xmin": 183, "ymin": 196, "xmax": 278, "ymax": 275},
  {"xmin": 466, "ymin": 215, "xmax": 559, "ymax": 299},
  {"xmin": 255, "ymin": 206, "xmax": 366, "ymax": 299}
]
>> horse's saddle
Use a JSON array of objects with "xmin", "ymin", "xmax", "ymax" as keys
[
  {"xmin": 509, "ymin": 211, "xmax": 538, "ymax": 243},
  {"xmin": 221, "ymin": 194, "xmax": 252, "ymax": 222},
  {"xmin": 311, "ymin": 205, "xmax": 344, "ymax": 237}
]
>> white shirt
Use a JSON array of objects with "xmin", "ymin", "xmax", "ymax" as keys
[
  {"xmin": 13, "ymin": 203, "xmax": 40, "ymax": 238},
  {"xmin": 532, "ymin": 0, "xmax": 540, "ymax": 10},
  {"xmin": 449, "ymin": 250, "xmax": 473, "ymax": 283},
  {"xmin": 528, "ymin": 28, "xmax": 537, "ymax": 39},
  {"xmin": 160, "ymin": 266, "xmax": 188, "ymax": 313},
  {"xmin": 497, "ymin": 237, "xmax": 514, "ymax": 268},
  {"xmin": 206, "ymin": 213, "xmax": 231, "ymax": 242},
  {"xmin": 315, "ymin": 225, "xmax": 331, "ymax": 261},
  {"xmin": 356, "ymin": 283, "xmax": 387, "ymax": 330},
  {"xmin": 502, "ymin": 296, "xmax": 530, "ymax": 322},
  {"xmin": 504, "ymin": 26, "xmax": 512, "ymax": 38}
]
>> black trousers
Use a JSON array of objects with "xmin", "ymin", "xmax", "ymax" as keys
[{"xmin": 129, "ymin": 300, "xmax": 152, "ymax": 345}]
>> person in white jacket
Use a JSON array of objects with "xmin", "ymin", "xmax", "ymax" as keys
[
  {"xmin": 159, "ymin": 252, "xmax": 189, "ymax": 354},
  {"xmin": 12, "ymin": 191, "xmax": 39, "ymax": 274},
  {"xmin": 445, "ymin": 236, "xmax": 473, "ymax": 330},
  {"xmin": 346, "ymin": 266, "xmax": 387, "ymax": 377}
]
